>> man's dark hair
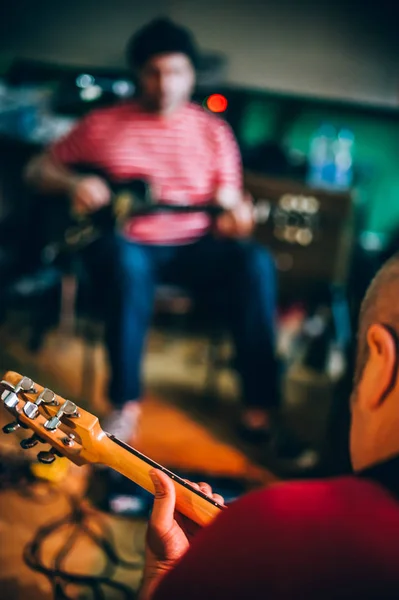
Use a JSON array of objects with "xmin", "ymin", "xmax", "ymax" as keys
[{"xmin": 126, "ymin": 18, "xmax": 199, "ymax": 71}]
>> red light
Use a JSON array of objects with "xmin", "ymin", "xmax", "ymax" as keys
[{"xmin": 206, "ymin": 94, "xmax": 228, "ymax": 113}]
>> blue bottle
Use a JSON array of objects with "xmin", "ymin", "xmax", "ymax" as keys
[
  {"xmin": 333, "ymin": 128, "xmax": 354, "ymax": 189},
  {"xmin": 307, "ymin": 123, "xmax": 337, "ymax": 188}
]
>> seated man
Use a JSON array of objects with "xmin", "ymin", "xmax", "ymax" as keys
[
  {"xmin": 25, "ymin": 18, "xmax": 278, "ymax": 442},
  {"xmin": 138, "ymin": 254, "xmax": 399, "ymax": 599}
]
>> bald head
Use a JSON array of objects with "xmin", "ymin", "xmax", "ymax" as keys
[
  {"xmin": 349, "ymin": 252, "xmax": 399, "ymax": 471},
  {"xmin": 355, "ymin": 252, "xmax": 399, "ymax": 388}
]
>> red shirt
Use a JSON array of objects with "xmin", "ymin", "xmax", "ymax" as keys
[
  {"xmin": 153, "ymin": 459, "xmax": 399, "ymax": 599},
  {"xmin": 49, "ymin": 101, "xmax": 242, "ymax": 245}
]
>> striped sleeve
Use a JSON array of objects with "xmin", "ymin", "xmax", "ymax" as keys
[
  {"xmin": 49, "ymin": 112, "xmax": 98, "ymax": 166},
  {"xmin": 212, "ymin": 119, "xmax": 243, "ymax": 190}
]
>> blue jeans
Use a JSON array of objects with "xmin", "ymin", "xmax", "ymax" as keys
[{"xmin": 82, "ymin": 234, "xmax": 278, "ymax": 409}]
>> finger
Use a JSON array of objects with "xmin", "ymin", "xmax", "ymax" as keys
[
  {"xmin": 237, "ymin": 203, "xmax": 253, "ymax": 222},
  {"xmin": 76, "ymin": 186, "xmax": 100, "ymax": 209},
  {"xmin": 244, "ymin": 191, "xmax": 254, "ymax": 204},
  {"xmin": 175, "ymin": 512, "xmax": 201, "ymax": 537},
  {"xmin": 216, "ymin": 215, "xmax": 232, "ymax": 236},
  {"xmin": 80, "ymin": 196, "xmax": 97, "ymax": 210},
  {"xmin": 198, "ymin": 482, "xmax": 213, "ymax": 497},
  {"xmin": 184, "ymin": 480, "xmax": 201, "ymax": 491},
  {"xmin": 96, "ymin": 186, "xmax": 112, "ymax": 205},
  {"xmin": 74, "ymin": 197, "xmax": 92, "ymax": 214},
  {"xmin": 91, "ymin": 186, "xmax": 110, "ymax": 206},
  {"xmin": 211, "ymin": 493, "xmax": 225, "ymax": 506},
  {"xmin": 149, "ymin": 469, "xmax": 176, "ymax": 534},
  {"xmin": 81, "ymin": 178, "xmax": 110, "ymax": 206},
  {"xmin": 197, "ymin": 483, "xmax": 224, "ymax": 505},
  {"xmin": 188, "ymin": 482, "xmax": 224, "ymax": 506}
]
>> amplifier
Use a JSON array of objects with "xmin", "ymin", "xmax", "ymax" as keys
[{"xmin": 245, "ymin": 171, "xmax": 354, "ymax": 300}]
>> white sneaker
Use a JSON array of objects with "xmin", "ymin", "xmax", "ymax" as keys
[{"xmin": 102, "ymin": 401, "xmax": 141, "ymax": 444}]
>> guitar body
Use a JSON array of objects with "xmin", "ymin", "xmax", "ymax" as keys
[{"xmin": 41, "ymin": 166, "xmax": 153, "ymax": 261}]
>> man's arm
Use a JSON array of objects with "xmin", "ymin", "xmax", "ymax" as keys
[
  {"xmin": 24, "ymin": 113, "xmax": 111, "ymax": 212},
  {"xmin": 24, "ymin": 114, "xmax": 93, "ymax": 194},
  {"xmin": 140, "ymin": 471, "xmax": 342, "ymax": 600},
  {"xmin": 24, "ymin": 153, "xmax": 111, "ymax": 213},
  {"xmin": 212, "ymin": 120, "xmax": 254, "ymax": 238},
  {"xmin": 148, "ymin": 485, "xmax": 271, "ymax": 600},
  {"xmin": 138, "ymin": 470, "xmax": 224, "ymax": 600},
  {"xmin": 139, "ymin": 469, "xmax": 289, "ymax": 600},
  {"xmin": 24, "ymin": 153, "xmax": 81, "ymax": 196}
]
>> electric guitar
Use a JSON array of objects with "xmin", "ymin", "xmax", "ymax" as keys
[
  {"xmin": 41, "ymin": 169, "xmax": 227, "ymax": 262},
  {"xmin": 41, "ymin": 166, "xmax": 320, "ymax": 263},
  {"xmin": 0, "ymin": 371, "xmax": 224, "ymax": 526}
]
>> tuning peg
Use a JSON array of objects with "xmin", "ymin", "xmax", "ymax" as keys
[
  {"xmin": 1, "ymin": 376, "xmax": 35, "ymax": 409},
  {"xmin": 2, "ymin": 421, "xmax": 20, "ymax": 434},
  {"xmin": 2, "ymin": 418, "xmax": 28, "ymax": 433},
  {"xmin": 23, "ymin": 388, "xmax": 57, "ymax": 420},
  {"xmin": 20, "ymin": 435, "xmax": 41, "ymax": 450},
  {"xmin": 44, "ymin": 399, "xmax": 79, "ymax": 431},
  {"xmin": 37, "ymin": 450, "xmax": 56, "ymax": 464}
]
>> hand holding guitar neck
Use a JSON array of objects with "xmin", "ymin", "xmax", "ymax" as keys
[
  {"xmin": 140, "ymin": 468, "xmax": 224, "ymax": 600},
  {"xmin": 0, "ymin": 371, "xmax": 225, "ymax": 527}
]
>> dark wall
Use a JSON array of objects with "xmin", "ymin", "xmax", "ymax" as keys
[
  {"xmin": 0, "ymin": 0, "xmax": 166, "ymax": 68},
  {"xmin": 1, "ymin": 0, "xmax": 399, "ymax": 104}
]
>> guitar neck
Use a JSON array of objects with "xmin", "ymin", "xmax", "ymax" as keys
[
  {"xmin": 123, "ymin": 202, "xmax": 224, "ymax": 217},
  {"xmin": 96, "ymin": 433, "xmax": 224, "ymax": 526},
  {"xmin": 0, "ymin": 370, "xmax": 223, "ymax": 527}
]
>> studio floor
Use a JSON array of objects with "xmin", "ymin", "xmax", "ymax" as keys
[{"xmin": 0, "ymin": 314, "xmax": 278, "ymax": 599}]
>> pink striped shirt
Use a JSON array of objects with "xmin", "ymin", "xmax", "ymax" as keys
[{"xmin": 50, "ymin": 101, "xmax": 242, "ymax": 244}]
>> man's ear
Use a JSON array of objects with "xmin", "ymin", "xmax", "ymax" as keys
[{"xmin": 361, "ymin": 324, "xmax": 397, "ymax": 410}]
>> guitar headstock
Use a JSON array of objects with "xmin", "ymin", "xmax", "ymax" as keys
[{"xmin": 0, "ymin": 371, "xmax": 106, "ymax": 467}]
